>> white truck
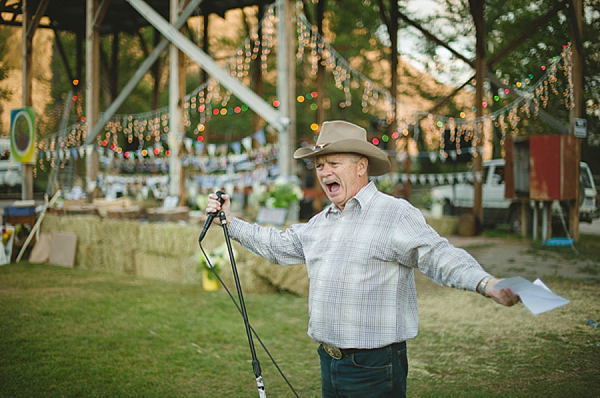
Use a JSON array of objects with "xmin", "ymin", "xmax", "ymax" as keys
[
  {"xmin": 0, "ymin": 139, "xmax": 22, "ymax": 191},
  {"xmin": 430, "ymin": 159, "xmax": 598, "ymax": 232}
]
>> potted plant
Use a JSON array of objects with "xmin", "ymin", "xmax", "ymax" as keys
[
  {"xmin": 256, "ymin": 178, "xmax": 304, "ymax": 222},
  {"xmin": 198, "ymin": 243, "xmax": 236, "ymax": 291}
]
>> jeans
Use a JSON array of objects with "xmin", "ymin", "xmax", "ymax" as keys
[{"xmin": 318, "ymin": 342, "xmax": 408, "ymax": 398}]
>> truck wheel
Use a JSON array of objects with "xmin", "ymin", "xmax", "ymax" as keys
[{"xmin": 442, "ymin": 200, "xmax": 455, "ymax": 216}]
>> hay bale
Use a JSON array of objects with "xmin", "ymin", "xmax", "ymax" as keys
[
  {"xmin": 76, "ymin": 243, "xmax": 107, "ymax": 270},
  {"xmin": 139, "ymin": 223, "xmax": 200, "ymax": 256},
  {"xmin": 40, "ymin": 213, "xmax": 306, "ymax": 293},
  {"xmin": 425, "ymin": 216, "xmax": 459, "ymax": 236},
  {"xmin": 135, "ymin": 252, "xmax": 201, "ymax": 284},
  {"xmin": 95, "ymin": 219, "xmax": 141, "ymax": 252},
  {"xmin": 252, "ymin": 260, "xmax": 309, "ymax": 296},
  {"xmin": 40, "ymin": 214, "xmax": 67, "ymax": 232},
  {"xmin": 216, "ymin": 255, "xmax": 278, "ymax": 294},
  {"xmin": 199, "ymin": 229, "xmax": 256, "ymax": 264},
  {"xmin": 200, "ymin": 224, "xmax": 308, "ymax": 295},
  {"xmin": 76, "ymin": 243, "xmax": 135, "ymax": 275},
  {"xmin": 41, "ymin": 215, "xmax": 103, "ymax": 245}
]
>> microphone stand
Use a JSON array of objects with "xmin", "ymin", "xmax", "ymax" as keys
[{"xmin": 218, "ymin": 211, "xmax": 267, "ymax": 398}]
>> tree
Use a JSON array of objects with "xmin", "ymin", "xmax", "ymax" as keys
[
  {"xmin": 412, "ymin": 0, "xmax": 600, "ymax": 168},
  {"xmin": 0, "ymin": 26, "xmax": 13, "ymax": 134}
]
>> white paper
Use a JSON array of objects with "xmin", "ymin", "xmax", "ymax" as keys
[{"xmin": 492, "ymin": 276, "xmax": 569, "ymax": 315}]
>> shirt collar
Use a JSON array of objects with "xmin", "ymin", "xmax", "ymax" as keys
[{"xmin": 325, "ymin": 181, "xmax": 378, "ymax": 217}]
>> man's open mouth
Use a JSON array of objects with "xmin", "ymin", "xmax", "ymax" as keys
[{"xmin": 325, "ymin": 181, "xmax": 340, "ymax": 194}]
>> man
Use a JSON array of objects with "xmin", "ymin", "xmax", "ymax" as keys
[{"xmin": 206, "ymin": 120, "xmax": 519, "ymax": 398}]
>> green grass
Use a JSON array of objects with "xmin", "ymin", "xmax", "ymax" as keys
[{"xmin": 1, "ymin": 263, "xmax": 600, "ymax": 397}]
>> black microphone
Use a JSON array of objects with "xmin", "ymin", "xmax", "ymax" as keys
[{"xmin": 198, "ymin": 190, "xmax": 225, "ymax": 244}]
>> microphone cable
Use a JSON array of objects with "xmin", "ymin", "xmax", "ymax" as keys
[{"xmin": 199, "ymin": 243, "xmax": 301, "ymax": 398}]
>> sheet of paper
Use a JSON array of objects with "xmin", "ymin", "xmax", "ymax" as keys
[{"xmin": 493, "ymin": 276, "xmax": 569, "ymax": 315}]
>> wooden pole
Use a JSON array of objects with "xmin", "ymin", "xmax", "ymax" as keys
[
  {"xmin": 16, "ymin": 190, "xmax": 62, "ymax": 263},
  {"xmin": 569, "ymin": 0, "xmax": 583, "ymax": 242},
  {"xmin": 21, "ymin": 0, "xmax": 34, "ymax": 201},
  {"xmin": 168, "ymin": 0, "xmax": 185, "ymax": 202},
  {"xmin": 315, "ymin": 0, "xmax": 325, "ymax": 129},
  {"xmin": 276, "ymin": 0, "xmax": 296, "ymax": 178},
  {"xmin": 470, "ymin": 0, "xmax": 485, "ymax": 229},
  {"xmin": 86, "ymin": 0, "xmax": 101, "ymax": 195}
]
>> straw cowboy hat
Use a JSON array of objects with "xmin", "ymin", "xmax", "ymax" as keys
[{"xmin": 293, "ymin": 120, "xmax": 391, "ymax": 176}]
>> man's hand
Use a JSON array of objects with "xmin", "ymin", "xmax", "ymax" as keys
[
  {"xmin": 206, "ymin": 192, "xmax": 232, "ymax": 225},
  {"xmin": 486, "ymin": 278, "xmax": 520, "ymax": 307}
]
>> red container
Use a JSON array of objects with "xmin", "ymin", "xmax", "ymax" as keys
[{"xmin": 529, "ymin": 134, "xmax": 577, "ymax": 201}]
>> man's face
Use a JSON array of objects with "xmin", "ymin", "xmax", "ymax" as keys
[{"xmin": 315, "ymin": 153, "xmax": 368, "ymax": 211}]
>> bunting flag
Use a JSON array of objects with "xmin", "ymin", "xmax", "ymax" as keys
[
  {"xmin": 36, "ymin": 3, "xmax": 574, "ymax": 180},
  {"xmin": 184, "ymin": 138, "xmax": 193, "ymax": 153},
  {"xmin": 242, "ymin": 136, "xmax": 253, "ymax": 152},
  {"xmin": 207, "ymin": 144, "xmax": 216, "ymax": 157},
  {"xmin": 231, "ymin": 141, "xmax": 242, "ymax": 155},
  {"xmin": 254, "ymin": 129, "xmax": 266, "ymax": 146}
]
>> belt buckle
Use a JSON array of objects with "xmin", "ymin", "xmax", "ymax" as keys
[{"xmin": 322, "ymin": 343, "xmax": 343, "ymax": 360}]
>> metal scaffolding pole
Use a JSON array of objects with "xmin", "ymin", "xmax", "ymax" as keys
[
  {"xmin": 85, "ymin": 0, "xmax": 101, "ymax": 192},
  {"xmin": 126, "ymin": 0, "xmax": 287, "ymax": 133},
  {"xmin": 168, "ymin": 0, "xmax": 184, "ymax": 199},
  {"xmin": 276, "ymin": 0, "xmax": 294, "ymax": 179}
]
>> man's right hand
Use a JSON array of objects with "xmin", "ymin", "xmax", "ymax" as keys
[{"xmin": 206, "ymin": 192, "xmax": 232, "ymax": 225}]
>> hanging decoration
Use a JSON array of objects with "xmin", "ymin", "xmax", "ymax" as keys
[{"xmin": 37, "ymin": 0, "xmax": 577, "ymax": 178}]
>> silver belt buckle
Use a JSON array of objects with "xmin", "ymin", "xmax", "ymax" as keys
[{"xmin": 322, "ymin": 343, "xmax": 343, "ymax": 360}]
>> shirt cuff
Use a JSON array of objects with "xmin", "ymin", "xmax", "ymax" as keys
[{"xmin": 466, "ymin": 270, "xmax": 493, "ymax": 292}]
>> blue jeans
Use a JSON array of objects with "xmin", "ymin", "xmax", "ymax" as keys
[{"xmin": 318, "ymin": 342, "xmax": 408, "ymax": 398}]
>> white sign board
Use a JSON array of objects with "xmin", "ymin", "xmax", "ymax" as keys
[{"xmin": 574, "ymin": 118, "xmax": 587, "ymax": 138}]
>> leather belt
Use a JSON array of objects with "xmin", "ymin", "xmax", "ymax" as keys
[{"xmin": 321, "ymin": 343, "xmax": 367, "ymax": 360}]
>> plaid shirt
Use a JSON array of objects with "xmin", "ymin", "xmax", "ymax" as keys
[{"xmin": 229, "ymin": 181, "xmax": 490, "ymax": 349}]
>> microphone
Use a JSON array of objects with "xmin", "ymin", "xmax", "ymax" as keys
[{"xmin": 198, "ymin": 190, "xmax": 225, "ymax": 244}]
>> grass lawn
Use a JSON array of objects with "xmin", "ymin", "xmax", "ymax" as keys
[{"xmin": 1, "ymin": 262, "xmax": 599, "ymax": 397}]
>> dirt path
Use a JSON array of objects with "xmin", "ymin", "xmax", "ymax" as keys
[{"xmin": 447, "ymin": 235, "xmax": 600, "ymax": 280}]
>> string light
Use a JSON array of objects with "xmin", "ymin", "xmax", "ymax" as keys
[{"xmin": 38, "ymin": 2, "xmax": 576, "ymax": 170}]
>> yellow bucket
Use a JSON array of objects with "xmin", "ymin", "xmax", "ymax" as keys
[{"xmin": 202, "ymin": 268, "xmax": 220, "ymax": 291}]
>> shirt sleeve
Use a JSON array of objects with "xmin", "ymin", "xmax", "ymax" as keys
[
  {"xmin": 392, "ymin": 205, "xmax": 491, "ymax": 292},
  {"xmin": 227, "ymin": 217, "xmax": 306, "ymax": 266}
]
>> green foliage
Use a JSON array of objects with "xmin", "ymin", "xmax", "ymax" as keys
[
  {"xmin": 47, "ymin": 28, "xmax": 165, "ymax": 134},
  {"xmin": 198, "ymin": 243, "xmax": 236, "ymax": 281},
  {"xmin": 257, "ymin": 181, "xmax": 304, "ymax": 209},
  {"xmin": 413, "ymin": 0, "xmax": 600, "ymax": 168},
  {"xmin": 0, "ymin": 26, "xmax": 13, "ymax": 133}
]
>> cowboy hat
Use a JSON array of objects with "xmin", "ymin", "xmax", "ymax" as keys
[{"xmin": 293, "ymin": 120, "xmax": 391, "ymax": 176}]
